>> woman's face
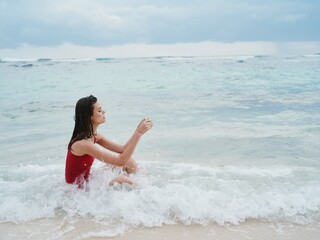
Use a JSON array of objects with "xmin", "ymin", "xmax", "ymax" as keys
[{"xmin": 91, "ymin": 101, "xmax": 106, "ymax": 125}]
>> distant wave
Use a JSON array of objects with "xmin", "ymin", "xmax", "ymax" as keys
[
  {"xmin": 12, "ymin": 63, "xmax": 34, "ymax": 68},
  {"xmin": 254, "ymin": 55, "xmax": 270, "ymax": 58},
  {"xmin": 0, "ymin": 55, "xmax": 319, "ymax": 64},
  {"xmin": 1, "ymin": 58, "xmax": 38, "ymax": 63},
  {"xmin": 1, "ymin": 58, "xmax": 51, "ymax": 63},
  {"xmin": 96, "ymin": 58, "xmax": 114, "ymax": 61},
  {"xmin": 37, "ymin": 58, "xmax": 52, "ymax": 62},
  {"xmin": 0, "ymin": 58, "xmax": 96, "ymax": 63},
  {"xmin": 153, "ymin": 56, "xmax": 197, "ymax": 59},
  {"xmin": 303, "ymin": 53, "xmax": 320, "ymax": 58}
]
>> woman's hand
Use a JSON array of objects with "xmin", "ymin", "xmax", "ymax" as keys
[{"xmin": 136, "ymin": 118, "xmax": 153, "ymax": 136}]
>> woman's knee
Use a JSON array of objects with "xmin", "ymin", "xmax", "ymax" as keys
[{"xmin": 124, "ymin": 158, "xmax": 138, "ymax": 174}]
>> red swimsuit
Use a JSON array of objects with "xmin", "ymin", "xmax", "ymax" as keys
[{"xmin": 65, "ymin": 149, "xmax": 94, "ymax": 188}]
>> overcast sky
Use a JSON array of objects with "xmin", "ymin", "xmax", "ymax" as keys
[{"xmin": 1, "ymin": 0, "xmax": 320, "ymax": 58}]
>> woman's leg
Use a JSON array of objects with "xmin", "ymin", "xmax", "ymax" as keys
[
  {"xmin": 123, "ymin": 157, "xmax": 139, "ymax": 174},
  {"xmin": 109, "ymin": 175, "xmax": 135, "ymax": 186},
  {"xmin": 109, "ymin": 158, "xmax": 138, "ymax": 186}
]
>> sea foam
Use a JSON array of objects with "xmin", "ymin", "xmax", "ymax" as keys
[{"xmin": 1, "ymin": 161, "xmax": 319, "ymax": 228}]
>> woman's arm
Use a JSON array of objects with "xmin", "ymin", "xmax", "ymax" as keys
[
  {"xmin": 74, "ymin": 135, "xmax": 140, "ymax": 167},
  {"xmin": 96, "ymin": 118, "xmax": 153, "ymax": 154},
  {"xmin": 96, "ymin": 135, "xmax": 125, "ymax": 153},
  {"xmin": 73, "ymin": 118, "xmax": 153, "ymax": 166}
]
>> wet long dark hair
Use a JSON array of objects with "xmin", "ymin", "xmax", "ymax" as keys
[{"xmin": 68, "ymin": 95, "xmax": 97, "ymax": 149}]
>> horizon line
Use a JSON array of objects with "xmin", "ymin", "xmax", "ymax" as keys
[{"xmin": 1, "ymin": 41, "xmax": 320, "ymax": 59}]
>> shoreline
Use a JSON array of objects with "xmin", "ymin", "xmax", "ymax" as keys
[
  {"xmin": 108, "ymin": 221, "xmax": 320, "ymax": 240},
  {"xmin": 1, "ymin": 219, "xmax": 320, "ymax": 240}
]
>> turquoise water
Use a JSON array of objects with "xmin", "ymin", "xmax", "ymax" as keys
[{"xmin": 0, "ymin": 55, "xmax": 319, "ymax": 237}]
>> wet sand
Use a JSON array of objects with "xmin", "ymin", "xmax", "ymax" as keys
[{"xmin": 1, "ymin": 218, "xmax": 320, "ymax": 240}]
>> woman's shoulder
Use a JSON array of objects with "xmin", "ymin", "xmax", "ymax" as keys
[
  {"xmin": 71, "ymin": 138, "xmax": 95, "ymax": 152},
  {"xmin": 71, "ymin": 137, "xmax": 98, "ymax": 156}
]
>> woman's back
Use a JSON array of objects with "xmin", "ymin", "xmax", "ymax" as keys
[{"xmin": 65, "ymin": 149, "xmax": 94, "ymax": 187}]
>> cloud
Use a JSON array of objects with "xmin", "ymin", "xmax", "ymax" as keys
[
  {"xmin": 276, "ymin": 14, "xmax": 305, "ymax": 23},
  {"xmin": 0, "ymin": 0, "xmax": 320, "ymax": 49}
]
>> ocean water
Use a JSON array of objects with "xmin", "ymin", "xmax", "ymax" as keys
[{"xmin": 0, "ymin": 55, "xmax": 320, "ymax": 238}]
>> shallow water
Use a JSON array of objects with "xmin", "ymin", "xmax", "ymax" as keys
[{"xmin": 0, "ymin": 55, "xmax": 319, "ymax": 237}]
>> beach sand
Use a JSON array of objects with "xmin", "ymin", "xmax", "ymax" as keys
[
  {"xmin": 1, "ymin": 219, "xmax": 319, "ymax": 240},
  {"xmin": 111, "ymin": 222, "xmax": 320, "ymax": 240}
]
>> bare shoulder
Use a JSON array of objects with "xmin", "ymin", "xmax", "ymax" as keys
[{"xmin": 71, "ymin": 139, "xmax": 95, "ymax": 155}]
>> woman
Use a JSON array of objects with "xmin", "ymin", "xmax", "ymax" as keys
[{"xmin": 65, "ymin": 95, "xmax": 153, "ymax": 188}]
